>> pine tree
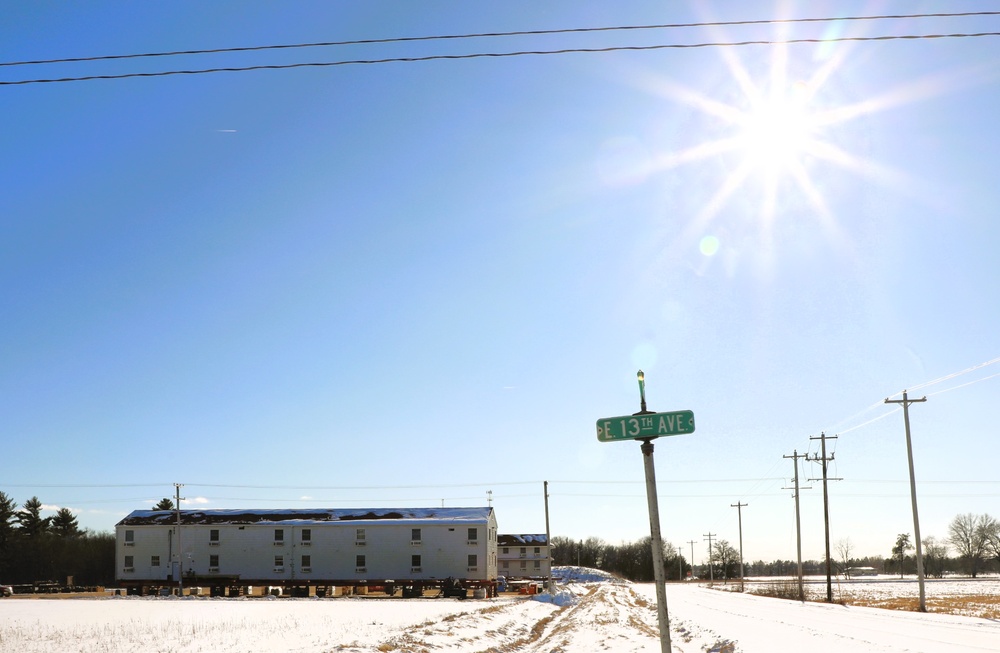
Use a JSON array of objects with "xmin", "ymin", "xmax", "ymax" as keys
[
  {"xmin": 0, "ymin": 491, "xmax": 17, "ymax": 547},
  {"xmin": 153, "ymin": 497, "xmax": 174, "ymax": 511},
  {"xmin": 892, "ymin": 533, "xmax": 912, "ymax": 578},
  {"xmin": 16, "ymin": 496, "xmax": 50, "ymax": 537},
  {"xmin": 51, "ymin": 508, "xmax": 80, "ymax": 537}
]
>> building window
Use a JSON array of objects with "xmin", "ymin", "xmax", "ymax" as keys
[
  {"xmin": 411, "ymin": 554, "xmax": 421, "ymax": 568},
  {"xmin": 151, "ymin": 556, "xmax": 160, "ymax": 567},
  {"xmin": 502, "ymin": 561, "xmax": 509, "ymax": 570},
  {"xmin": 411, "ymin": 528, "xmax": 421, "ymax": 542},
  {"xmin": 520, "ymin": 547, "xmax": 526, "ymax": 557},
  {"xmin": 520, "ymin": 560, "xmax": 527, "ymax": 570},
  {"xmin": 301, "ymin": 528, "xmax": 311, "ymax": 545},
  {"xmin": 274, "ymin": 529, "xmax": 284, "ymax": 544},
  {"xmin": 274, "ymin": 555, "xmax": 284, "ymax": 568},
  {"xmin": 210, "ymin": 529, "xmax": 220, "ymax": 544},
  {"xmin": 301, "ymin": 555, "xmax": 311, "ymax": 571},
  {"xmin": 124, "ymin": 555, "xmax": 134, "ymax": 570},
  {"xmin": 356, "ymin": 528, "xmax": 366, "ymax": 541},
  {"xmin": 502, "ymin": 547, "xmax": 509, "ymax": 554},
  {"xmin": 534, "ymin": 560, "xmax": 541, "ymax": 569},
  {"xmin": 534, "ymin": 547, "xmax": 540, "ymax": 555},
  {"xmin": 467, "ymin": 528, "xmax": 478, "ymax": 542},
  {"xmin": 468, "ymin": 554, "xmax": 478, "ymax": 567},
  {"xmin": 124, "ymin": 530, "xmax": 134, "ymax": 545},
  {"xmin": 355, "ymin": 554, "xmax": 366, "ymax": 572}
]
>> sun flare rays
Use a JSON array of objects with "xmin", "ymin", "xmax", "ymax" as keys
[{"xmin": 627, "ymin": 38, "xmax": 961, "ymax": 269}]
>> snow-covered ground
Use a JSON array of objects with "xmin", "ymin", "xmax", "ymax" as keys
[
  {"xmin": 721, "ymin": 574, "xmax": 1000, "ymax": 618},
  {"xmin": 1, "ymin": 569, "xmax": 998, "ymax": 652}
]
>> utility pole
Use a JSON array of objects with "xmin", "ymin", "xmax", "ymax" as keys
[
  {"xmin": 635, "ymin": 371, "xmax": 671, "ymax": 653},
  {"xmin": 703, "ymin": 533, "xmax": 716, "ymax": 585},
  {"xmin": 677, "ymin": 547, "xmax": 683, "ymax": 581},
  {"xmin": 885, "ymin": 390, "xmax": 928, "ymax": 612},
  {"xmin": 687, "ymin": 540, "xmax": 697, "ymax": 580},
  {"xmin": 641, "ymin": 437, "xmax": 670, "ymax": 653},
  {"xmin": 783, "ymin": 451, "xmax": 809, "ymax": 602},
  {"xmin": 730, "ymin": 502, "xmax": 748, "ymax": 591},
  {"xmin": 543, "ymin": 481, "xmax": 552, "ymax": 593},
  {"xmin": 174, "ymin": 483, "xmax": 184, "ymax": 597},
  {"xmin": 807, "ymin": 432, "xmax": 841, "ymax": 603}
]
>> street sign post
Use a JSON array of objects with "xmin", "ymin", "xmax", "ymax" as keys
[
  {"xmin": 596, "ymin": 410, "xmax": 695, "ymax": 442},
  {"xmin": 595, "ymin": 371, "xmax": 695, "ymax": 653}
]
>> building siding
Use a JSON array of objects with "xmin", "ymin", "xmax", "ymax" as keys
[
  {"xmin": 116, "ymin": 508, "xmax": 497, "ymax": 585},
  {"xmin": 497, "ymin": 534, "xmax": 550, "ymax": 578}
]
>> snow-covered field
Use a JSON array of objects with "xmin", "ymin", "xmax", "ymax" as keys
[
  {"xmin": 2, "ymin": 569, "xmax": 998, "ymax": 652},
  {"xmin": 734, "ymin": 574, "xmax": 1000, "ymax": 618}
]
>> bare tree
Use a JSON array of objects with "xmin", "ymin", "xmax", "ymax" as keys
[
  {"xmin": 984, "ymin": 519, "xmax": 1000, "ymax": 570},
  {"xmin": 948, "ymin": 513, "xmax": 993, "ymax": 578},
  {"xmin": 836, "ymin": 538, "xmax": 854, "ymax": 578},
  {"xmin": 921, "ymin": 536, "xmax": 948, "ymax": 578},
  {"xmin": 713, "ymin": 540, "xmax": 740, "ymax": 580},
  {"xmin": 580, "ymin": 536, "xmax": 606, "ymax": 568},
  {"xmin": 549, "ymin": 536, "xmax": 576, "ymax": 566}
]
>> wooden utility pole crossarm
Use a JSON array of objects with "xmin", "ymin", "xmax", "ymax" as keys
[
  {"xmin": 730, "ymin": 502, "xmax": 748, "ymax": 589},
  {"xmin": 783, "ymin": 451, "xmax": 810, "ymax": 602},
  {"xmin": 885, "ymin": 390, "xmax": 928, "ymax": 612},
  {"xmin": 687, "ymin": 540, "xmax": 697, "ymax": 580},
  {"xmin": 703, "ymin": 533, "xmax": 716, "ymax": 585},
  {"xmin": 807, "ymin": 432, "xmax": 841, "ymax": 603},
  {"xmin": 174, "ymin": 483, "xmax": 184, "ymax": 597}
]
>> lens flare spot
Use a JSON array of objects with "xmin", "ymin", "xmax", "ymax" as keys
[{"xmin": 700, "ymin": 235, "xmax": 720, "ymax": 256}]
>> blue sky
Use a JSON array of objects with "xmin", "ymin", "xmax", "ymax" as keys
[{"xmin": 2, "ymin": 1, "xmax": 999, "ymax": 566}]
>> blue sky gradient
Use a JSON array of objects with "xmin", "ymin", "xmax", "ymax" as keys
[{"xmin": 2, "ymin": 1, "xmax": 999, "ymax": 565}]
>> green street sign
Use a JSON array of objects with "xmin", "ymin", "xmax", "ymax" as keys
[{"xmin": 596, "ymin": 410, "xmax": 695, "ymax": 442}]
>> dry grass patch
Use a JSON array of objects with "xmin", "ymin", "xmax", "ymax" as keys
[{"xmin": 845, "ymin": 594, "xmax": 1000, "ymax": 619}]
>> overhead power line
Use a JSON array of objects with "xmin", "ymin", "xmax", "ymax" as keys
[
  {"xmin": 8, "ymin": 478, "xmax": 785, "ymax": 491},
  {"xmin": 4, "ymin": 11, "xmax": 999, "ymax": 69},
  {"xmin": 3, "ymin": 31, "xmax": 1000, "ymax": 86},
  {"xmin": 12, "ymin": 476, "xmax": 998, "ymax": 492}
]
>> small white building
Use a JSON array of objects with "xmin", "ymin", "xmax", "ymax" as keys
[
  {"xmin": 846, "ymin": 566, "xmax": 878, "ymax": 577},
  {"xmin": 497, "ymin": 534, "xmax": 550, "ymax": 578},
  {"xmin": 115, "ymin": 507, "xmax": 497, "ymax": 593}
]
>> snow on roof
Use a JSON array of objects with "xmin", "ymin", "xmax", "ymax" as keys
[
  {"xmin": 117, "ymin": 507, "xmax": 493, "ymax": 527},
  {"xmin": 497, "ymin": 534, "xmax": 548, "ymax": 546}
]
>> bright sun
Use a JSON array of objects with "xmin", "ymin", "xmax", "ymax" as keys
[
  {"xmin": 637, "ymin": 43, "xmax": 884, "ymax": 247},
  {"xmin": 616, "ymin": 22, "xmax": 972, "ymax": 270},
  {"xmin": 738, "ymin": 82, "xmax": 816, "ymax": 178}
]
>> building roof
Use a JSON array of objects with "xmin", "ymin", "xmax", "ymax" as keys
[
  {"xmin": 116, "ymin": 507, "xmax": 493, "ymax": 527},
  {"xmin": 497, "ymin": 534, "xmax": 548, "ymax": 546}
]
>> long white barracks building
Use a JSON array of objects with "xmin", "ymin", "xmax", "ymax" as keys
[{"xmin": 115, "ymin": 507, "xmax": 498, "ymax": 596}]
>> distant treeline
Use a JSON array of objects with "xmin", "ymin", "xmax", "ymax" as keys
[
  {"xmin": 0, "ymin": 492, "xmax": 115, "ymax": 586},
  {"xmin": 551, "ymin": 513, "xmax": 1000, "ymax": 582}
]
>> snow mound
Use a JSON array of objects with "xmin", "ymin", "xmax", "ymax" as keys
[
  {"xmin": 552, "ymin": 565, "xmax": 627, "ymax": 584},
  {"xmin": 531, "ymin": 589, "xmax": 578, "ymax": 606}
]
